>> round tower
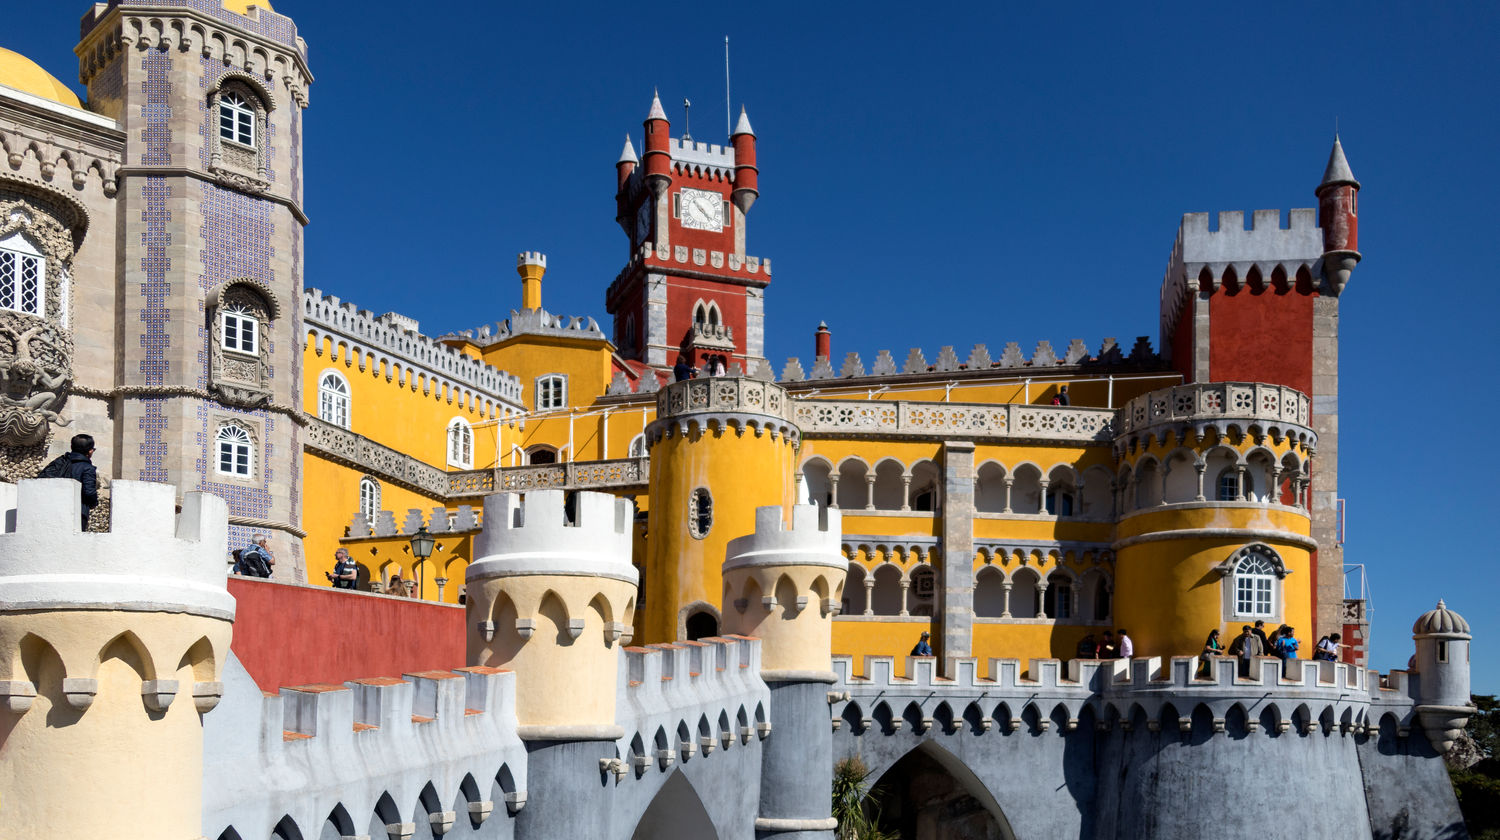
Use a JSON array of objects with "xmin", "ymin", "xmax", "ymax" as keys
[
  {"xmin": 642, "ymin": 90, "xmax": 672, "ymax": 198},
  {"xmin": 0, "ymin": 479, "xmax": 234, "ymax": 838},
  {"xmin": 722, "ymin": 503, "xmax": 842, "ymax": 839},
  {"xmin": 813, "ymin": 321, "xmax": 831, "ymax": 362},
  {"xmin": 465, "ymin": 488, "xmax": 636, "ymax": 739},
  {"xmin": 615, "ymin": 133, "xmax": 638, "ymax": 225},
  {"xmin": 1412, "ymin": 599, "xmax": 1474, "ymax": 754},
  {"xmin": 1316, "ymin": 137, "xmax": 1361, "ymax": 294},
  {"xmin": 730, "ymin": 106, "xmax": 758, "ymax": 215},
  {"xmin": 641, "ymin": 376, "xmax": 800, "ymax": 644},
  {"xmin": 517, "ymin": 251, "xmax": 547, "ymax": 312},
  {"xmin": 1111, "ymin": 382, "xmax": 1318, "ymax": 657}
]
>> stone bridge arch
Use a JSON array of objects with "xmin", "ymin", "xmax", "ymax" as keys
[
  {"xmin": 862, "ymin": 740, "xmax": 1016, "ymax": 840},
  {"xmin": 630, "ymin": 769, "xmax": 718, "ymax": 840}
]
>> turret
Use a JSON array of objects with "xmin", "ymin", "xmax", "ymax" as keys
[
  {"xmin": 1412, "ymin": 599, "xmax": 1475, "ymax": 754},
  {"xmin": 813, "ymin": 321, "xmax": 831, "ymax": 363},
  {"xmin": 730, "ymin": 106, "xmax": 758, "ymax": 215},
  {"xmin": 517, "ymin": 251, "xmax": 546, "ymax": 312},
  {"xmin": 642, "ymin": 91, "xmax": 672, "ymax": 197},
  {"xmin": 615, "ymin": 133, "xmax": 637, "ymax": 193},
  {"xmin": 722, "ymin": 504, "xmax": 844, "ymax": 677},
  {"xmin": 465, "ymin": 489, "xmax": 636, "ymax": 739},
  {"xmin": 1316, "ymin": 137, "xmax": 1361, "ymax": 294},
  {"xmin": 0, "ymin": 479, "xmax": 234, "ymax": 838}
]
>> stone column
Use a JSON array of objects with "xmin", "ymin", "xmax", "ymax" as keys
[
  {"xmin": 864, "ymin": 475, "xmax": 875, "ymax": 511},
  {"xmin": 1002, "ymin": 477, "xmax": 1014, "ymax": 514},
  {"xmin": 828, "ymin": 474, "xmax": 840, "ymax": 509},
  {"xmin": 1001, "ymin": 580, "xmax": 1013, "ymax": 619},
  {"xmin": 863, "ymin": 578, "xmax": 874, "ymax": 616},
  {"xmin": 899, "ymin": 579, "xmax": 910, "ymax": 616},
  {"xmin": 900, "ymin": 475, "xmax": 912, "ymax": 511},
  {"xmin": 1194, "ymin": 462, "xmax": 1207, "ymax": 502},
  {"xmin": 939, "ymin": 441, "xmax": 975, "ymax": 674}
]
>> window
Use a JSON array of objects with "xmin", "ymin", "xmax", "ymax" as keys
[
  {"xmin": 535, "ymin": 374, "xmax": 566, "ymax": 411},
  {"xmin": 318, "ymin": 371, "xmax": 350, "ymax": 428},
  {"xmin": 1044, "ymin": 489, "xmax": 1074, "ymax": 517},
  {"xmin": 1437, "ymin": 640, "xmax": 1449, "ymax": 664},
  {"xmin": 447, "ymin": 418, "xmax": 473, "ymax": 468},
  {"xmin": 221, "ymin": 304, "xmax": 258, "ymax": 355},
  {"xmin": 1233, "ymin": 551, "xmax": 1276, "ymax": 617},
  {"xmin": 359, "ymin": 477, "xmax": 380, "ymax": 529},
  {"xmin": 1216, "ymin": 469, "xmax": 1239, "ymax": 502},
  {"xmin": 628, "ymin": 434, "xmax": 646, "ymax": 458},
  {"xmin": 1045, "ymin": 577, "xmax": 1073, "ymax": 619},
  {"xmin": 215, "ymin": 424, "xmax": 253, "ymax": 477},
  {"xmin": 0, "ymin": 234, "xmax": 44, "ymax": 317},
  {"xmin": 219, "ymin": 91, "xmax": 255, "ymax": 146},
  {"xmin": 689, "ymin": 487, "xmax": 712, "ymax": 538}
]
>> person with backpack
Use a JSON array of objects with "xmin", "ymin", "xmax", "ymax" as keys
[
  {"xmin": 1314, "ymin": 633, "xmax": 1342, "ymax": 662},
  {"xmin": 1277, "ymin": 626, "xmax": 1301, "ymax": 660},
  {"xmin": 234, "ymin": 533, "xmax": 275, "ymax": 578},
  {"xmin": 38, "ymin": 433, "xmax": 98, "ymax": 531},
  {"xmin": 325, "ymin": 547, "xmax": 358, "ymax": 590}
]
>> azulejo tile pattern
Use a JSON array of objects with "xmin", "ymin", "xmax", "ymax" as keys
[{"xmin": 141, "ymin": 49, "xmax": 171, "ymax": 166}]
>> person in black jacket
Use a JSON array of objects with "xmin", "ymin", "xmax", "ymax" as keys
[{"xmin": 38, "ymin": 433, "xmax": 98, "ymax": 531}]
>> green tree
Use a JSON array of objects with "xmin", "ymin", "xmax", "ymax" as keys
[
  {"xmin": 833, "ymin": 757, "xmax": 898, "ymax": 840},
  {"xmin": 1451, "ymin": 694, "xmax": 1500, "ymax": 840}
]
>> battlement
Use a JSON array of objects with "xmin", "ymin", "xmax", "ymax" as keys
[
  {"xmin": 669, "ymin": 137, "xmax": 736, "ymax": 179},
  {"xmin": 517, "ymin": 251, "xmax": 547, "ymax": 268},
  {"xmin": 780, "ymin": 336, "xmax": 1162, "ymax": 384},
  {"xmin": 469, "ymin": 490, "xmax": 635, "ymax": 584},
  {"xmin": 724, "ymin": 504, "xmax": 846, "ymax": 572},
  {"xmin": 0, "ymin": 479, "xmax": 235, "ymax": 620},
  {"xmin": 617, "ymin": 636, "xmax": 771, "ymax": 772},
  {"xmin": 445, "ymin": 307, "xmax": 608, "ymax": 347},
  {"xmin": 304, "ymin": 289, "xmax": 523, "ymax": 405}
]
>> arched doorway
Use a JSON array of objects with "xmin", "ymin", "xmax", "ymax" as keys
[
  {"xmin": 865, "ymin": 742, "xmax": 1015, "ymax": 840},
  {"xmin": 631, "ymin": 770, "xmax": 718, "ymax": 839},
  {"xmin": 685, "ymin": 610, "xmax": 719, "ymax": 641}
]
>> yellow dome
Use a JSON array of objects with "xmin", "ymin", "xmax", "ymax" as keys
[
  {"xmin": 0, "ymin": 47, "xmax": 81, "ymax": 109},
  {"xmin": 222, "ymin": 0, "xmax": 275, "ymax": 14}
]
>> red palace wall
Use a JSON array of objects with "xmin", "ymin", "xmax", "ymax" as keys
[
  {"xmin": 668, "ymin": 274, "xmax": 748, "ymax": 353},
  {"xmin": 1207, "ymin": 287, "xmax": 1314, "ymax": 395},
  {"xmin": 228, "ymin": 577, "xmax": 466, "ymax": 692},
  {"xmin": 1170, "ymin": 299, "xmax": 1195, "ymax": 382}
]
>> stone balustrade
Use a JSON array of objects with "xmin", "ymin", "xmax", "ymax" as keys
[
  {"xmin": 793, "ymin": 399, "xmax": 1114, "ymax": 443},
  {"xmin": 1114, "ymin": 382, "xmax": 1315, "ymax": 448}
]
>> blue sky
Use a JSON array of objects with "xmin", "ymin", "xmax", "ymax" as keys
[{"xmin": 10, "ymin": 2, "xmax": 1499, "ymax": 691}]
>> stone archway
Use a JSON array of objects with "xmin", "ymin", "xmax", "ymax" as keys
[
  {"xmin": 631, "ymin": 770, "xmax": 718, "ymax": 840},
  {"xmin": 867, "ymin": 741, "xmax": 1015, "ymax": 840}
]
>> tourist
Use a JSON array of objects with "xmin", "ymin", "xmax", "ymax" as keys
[
  {"xmin": 1199, "ymin": 628, "xmax": 1224, "ymax": 677},
  {"xmin": 706, "ymin": 356, "xmax": 726, "ymax": 377},
  {"xmin": 1267, "ymin": 624, "xmax": 1289, "ymax": 660},
  {"xmin": 1076, "ymin": 633, "xmax": 1099, "ymax": 659},
  {"xmin": 1098, "ymin": 631, "xmax": 1118, "ymax": 659},
  {"xmin": 234, "ymin": 534, "xmax": 274, "ymax": 578},
  {"xmin": 673, "ymin": 357, "xmax": 695, "ymax": 382},
  {"xmin": 1228, "ymin": 625, "xmax": 1263, "ymax": 676},
  {"xmin": 1252, "ymin": 620, "xmax": 1272, "ymax": 655},
  {"xmin": 1314, "ymin": 633, "xmax": 1342, "ymax": 662},
  {"xmin": 1051, "ymin": 385, "xmax": 1070, "ymax": 406},
  {"xmin": 325, "ymin": 547, "xmax": 358, "ymax": 590},
  {"xmin": 1116, "ymin": 629, "xmax": 1134, "ymax": 659},
  {"xmin": 911, "ymin": 631, "xmax": 933, "ymax": 656},
  {"xmin": 38, "ymin": 433, "xmax": 98, "ymax": 531},
  {"xmin": 1278, "ymin": 626, "xmax": 1300, "ymax": 659}
]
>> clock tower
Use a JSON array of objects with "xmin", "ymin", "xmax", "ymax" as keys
[{"xmin": 606, "ymin": 93, "xmax": 770, "ymax": 374}]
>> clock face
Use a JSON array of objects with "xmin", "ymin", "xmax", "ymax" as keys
[
  {"xmin": 635, "ymin": 198, "xmax": 653, "ymax": 246},
  {"xmin": 679, "ymin": 187, "xmax": 724, "ymax": 232}
]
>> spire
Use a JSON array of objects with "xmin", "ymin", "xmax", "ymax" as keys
[
  {"xmin": 1320, "ymin": 137, "xmax": 1359, "ymax": 190},
  {"xmin": 646, "ymin": 89, "xmax": 668, "ymax": 122},
  {"xmin": 732, "ymin": 105, "xmax": 755, "ymax": 137},
  {"xmin": 617, "ymin": 134, "xmax": 638, "ymax": 164}
]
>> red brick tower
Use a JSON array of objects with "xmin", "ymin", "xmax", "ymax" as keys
[{"xmin": 607, "ymin": 94, "xmax": 770, "ymax": 374}]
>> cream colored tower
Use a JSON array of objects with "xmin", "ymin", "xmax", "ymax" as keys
[
  {"xmin": 465, "ymin": 489, "xmax": 637, "ymax": 739},
  {"xmin": 0, "ymin": 479, "xmax": 234, "ymax": 839}
]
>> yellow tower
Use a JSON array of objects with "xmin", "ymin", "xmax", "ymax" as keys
[
  {"xmin": 0, "ymin": 479, "xmax": 234, "ymax": 838},
  {"xmin": 518, "ymin": 251, "xmax": 546, "ymax": 312},
  {"xmin": 1111, "ymin": 383, "xmax": 1317, "ymax": 656},
  {"xmin": 465, "ymin": 489, "xmax": 636, "ymax": 739},
  {"xmin": 641, "ymin": 376, "xmax": 800, "ymax": 643}
]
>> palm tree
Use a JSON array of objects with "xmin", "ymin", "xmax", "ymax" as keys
[{"xmin": 832, "ymin": 757, "xmax": 897, "ymax": 840}]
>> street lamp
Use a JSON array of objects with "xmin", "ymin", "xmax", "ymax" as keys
[{"xmin": 408, "ymin": 526, "xmax": 436, "ymax": 600}]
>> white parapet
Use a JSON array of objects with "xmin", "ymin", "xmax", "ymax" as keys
[
  {"xmin": 468, "ymin": 490, "xmax": 635, "ymax": 584},
  {"xmin": 0, "ymin": 479, "xmax": 234, "ymax": 621},
  {"xmin": 723, "ymin": 504, "xmax": 844, "ymax": 573}
]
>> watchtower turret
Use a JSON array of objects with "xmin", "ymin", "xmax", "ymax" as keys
[
  {"xmin": 642, "ymin": 91, "xmax": 672, "ymax": 198},
  {"xmin": 517, "ymin": 251, "xmax": 547, "ymax": 313},
  {"xmin": 0, "ymin": 479, "xmax": 234, "ymax": 838},
  {"xmin": 1317, "ymin": 137, "xmax": 1361, "ymax": 294},
  {"xmin": 1412, "ymin": 599, "xmax": 1475, "ymax": 754},
  {"xmin": 465, "ymin": 489, "xmax": 636, "ymax": 739}
]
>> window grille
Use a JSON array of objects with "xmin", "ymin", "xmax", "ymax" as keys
[
  {"xmin": 0, "ymin": 241, "xmax": 43, "ymax": 317},
  {"xmin": 690, "ymin": 487, "xmax": 712, "ymax": 538},
  {"xmin": 222, "ymin": 305, "xmax": 259, "ymax": 355},
  {"xmin": 359, "ymin": 477, "xmax": 380, "ymax": 529},
  {"xmin": 1233, "ymin": 551, "xmax": 1275, "ymax": 617},
  {"xmin": 447, "ymin": 418, "xmax": 473, "ymax": 468},
  {"xmin": 536, "ymin": 375, "xmax": 566, "ymax": 411},
  {"xmin": 215, "ymin": 424, "xmax": 253, "ymax": 477},
  {"xmin": 219, "ymin": 92, "xmax": 255, "ymax": 146},
  {"xmin": 319, "ymin": 372, "xmax": 350, "ymax": 428}
]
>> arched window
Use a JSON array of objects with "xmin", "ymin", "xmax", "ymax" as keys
[
  {"xmin": 1233, "ymin": 549, "xmax": 1276, "ymax": 617},
  {"xmin": 689, "ymin": 487, "xmax": 712, "ymax": 538},
  {"xmin": 1044, "ymin": 488, "xmax": 1074, "ymax": 517},
  {"xmin": 318, "ymin": 371, "xmax": 350, "ymax": 428},
  {"xmin": 215, "ymin": 424, "xmax": 253, "ymax": 477},
  {"xmin": 707, "ymin": 303, "xmax": 720, "ymax": 326},
  {"xmin": 447, "ymin": 418, "xmax": 473, "ymax": 469},
  {"xmin": 628, "ymin": 434, "xmax": 646, "ymax": 458},
  {"xmin": 359, "ymin": 477, "xmax": 380, "ymax": 529},
  {"xmin": 221, "ymin": 303, "xmax": 259, "ymax": 355},
  {"xmin": 0, "ymin": 232, "xmax": 44, "ymax": 317},
  {"xmin": 693, "ymin": 304, "xmax": 707, "ymax": 325},
  {"xmin": 535, "ymin": 374, "xmax": 566, "ymax": 411},
  {"xmin": 526, "ymin": 445, "xmax": 557, "ymax": 465},
  {"xmin": 1044, "ymin": 573, "xmax": 1073, "ymax": 619},
  {"xmin": 219, "ymin": 91, "xmax": 255, "ymax": 146},
  {"xmin": 1216, "ymin": 469, "xmax": 1239, "ymax": 502}
]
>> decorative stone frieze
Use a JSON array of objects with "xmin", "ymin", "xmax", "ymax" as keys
[
  {"xmin": 303, "ymin": 417, "xmax": 449, "ymax": 497},
  {"xmin": 648, "ymin": 377, "xmax": 798, "ymax": 446},
  {"xmin": 1114, "ymin": 382, "xmax": 1315, "ymax": 452},
  {"xmin": 794, "ymin": 399, "xmax": 1113, "ymax": 444}
]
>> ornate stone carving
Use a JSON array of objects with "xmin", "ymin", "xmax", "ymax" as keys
[
  {"xmin": 208, "ymin": 281, "xmax": 276, "ymax": 408},
  {"xmin": 0, "ymin": 312, "xmax": 73, "ymax": 446}
]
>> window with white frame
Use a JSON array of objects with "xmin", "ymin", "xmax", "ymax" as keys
[
  {"xmin": 219, "ymin": 91, "xmax": 255, "ymax": 146},
  {"xmin": 628, "ymin": 434, "xmax": 646, "ymax": 458},
  {"xmin": 359, "ymin": 477, "xmax": 380, "ymax": 529},
  {"xmin": 318, "ymin": 371, "xmax": 350, "ymax": 428},
  {"xmin": 535, "ymin": 374, "xmax": 566, "ymax": 411},
  {"xmin": 0, "ymin": 233, "xmax": 44, "ymax": 317},
  {"xmin": 447, "ymin": 417, "xmax": 473, "ymax": 469},
  {"xmin": 1215, "ymin": 469, "xmax": 1239, "ymax": 502},
  {"xmin": 1233, "ymin": 549, "xmax": 1276, "ymax": 617},
  {"xmin": 221, "ymin": 304, "xmax": 258, "ymax": 355},
  {"xmin": 215, "ymin": 424, "xmax": 254, "ymax": 477}
]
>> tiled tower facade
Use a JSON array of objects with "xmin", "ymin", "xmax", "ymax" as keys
[{"xmin": 62, "ymin": 2, "xmax": 312, "ymax": 569}]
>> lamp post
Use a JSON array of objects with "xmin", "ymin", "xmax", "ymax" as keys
[{"xmin": 408, "ymin": 526, "xmax": 435, "ymax": 600}]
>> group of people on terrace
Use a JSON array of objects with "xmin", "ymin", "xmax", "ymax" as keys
[{"xmin": 1205, "ymin": 621, "xmax": 1343, "ymax": 675}]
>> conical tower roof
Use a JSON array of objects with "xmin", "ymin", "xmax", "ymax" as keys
[
  {"xmin": 1320, "ymin": 137, "xmax": 1360, "ymax": 190},
  {"xmin": 618, "ymin": 134, "xmax": 638, "ymax": 164},
  {"xmin": 732, "ymin": 106, "xmax": 755, "ymax": 137},
  {"xmin": 646, "ymin": 89, "xmax": 667, "ymax": 122}
]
